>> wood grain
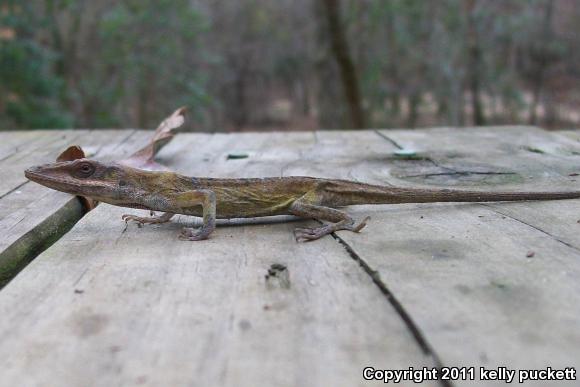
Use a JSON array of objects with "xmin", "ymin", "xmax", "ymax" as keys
[
  {"xmin": 0, "ymin": 131, "xmax": 438, "ymax": 387},
  {"xmin": 0, "ymin": 130, "xmax": 151, "ymax": 286},
  {"xmin": 1, "ymin": 127, "xmax": 579, "ymax": 386},
  {"xmin": 313, "ymin": 127, "xmax": 580, "ymax": 386}
]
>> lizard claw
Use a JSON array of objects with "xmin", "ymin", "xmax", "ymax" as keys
[
  {"xmin": 352, "ymin": 216, "xmax": 371, "ymax": 232},
  {"xmin": 179, "ymin": 227, "xmax": 209, "ymax": 241},
  {"xmin": 293, "ymin": 217, "xmax": 370, "ymax": 242},
  {"xmin": 294, "ymin": 227, "xmax": 328, "ymax": 242},
  {"xmin": 122, "ymin": 213, "xmax": 173, "ymax": 226},
  {"xmin": 294, "ymin": 227, "xmax": 317, "ymax": 235},
  {"xmin": 122, "ymin": 214, "xmax": 145, "ymax": 226}
]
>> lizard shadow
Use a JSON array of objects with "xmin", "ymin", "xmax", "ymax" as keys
[{"xmin": 161, "ymin": 214, "xmax": 304, "ymax": 229}]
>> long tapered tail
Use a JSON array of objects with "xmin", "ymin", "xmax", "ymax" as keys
[{"xmin": 323, "ymin": 180, "xmax": 580, "ymax": 206}]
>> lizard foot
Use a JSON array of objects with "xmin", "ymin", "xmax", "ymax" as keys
[
  {"xmin": 294, "ymin": 226, "xmax": 333, "ymax": 242},
  {"xmin": 351, "ymin": 216, "xmax": 371, "ymax": 232},
  {"xmin": 179, "ymin": 227, "xmax": 210, "ymax": 241},
  {"xmin": 294, "ymin": 216, "xmax": 371, "ymax": 242},
  {"xmin": 122, "ymin": 214, "xmax": 172, "ymax": 226}
]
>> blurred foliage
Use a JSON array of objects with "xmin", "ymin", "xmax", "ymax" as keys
[
  {"xmin": 0, "ymin": 0, "xmax": 578, "ymax": 130},
  {"xmin": 0, "ymin": 0, "xmax": 71, "ymax": 128},
  {"xmin": 94, "ymin": 0, "xmax": 209, "ymax": 126}
]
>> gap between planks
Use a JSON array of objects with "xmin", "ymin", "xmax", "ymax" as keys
[
  {"xmin": 0, "ymin": 129, "xmax": 140, "ymax": 288},
  {"xmin": 0, "ymin": 131, "xmax": 440, "ymax": 387},
  {"xmin": 329, "ymin": 229, "xmax": 454, "ymax": 387},
  {"xmin": 480, "ymin": 203, "xmax": 580, "ymax": 253},
  {"xmin": 317, "ymin": 130, "xmax": 453, "ymax": 386}
]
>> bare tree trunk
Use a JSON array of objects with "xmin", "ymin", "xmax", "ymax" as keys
[
  {"xmin": 407, "ymin": 94, "xmax": 420, "ymax": 128},
  {"xmin": 320, "ymin": 0, "xmax": 366, "ymax": 128},
  {"xmin": 465, "ymin": 0, "xmax": 485, "ymax": 126},
  {"xmin": 232, "ymin": 72, "xmax": 248, "ymax": 130},
  {"xmin": 137, "ymin": 81, "xmax": 151, "ymax": 128},
  {"xmin": 529, "ymin": 0, "xmax": 554, "ymax": 125},
  {"xmin": 46, "ymin": 0, "xmax": 84, "ymax": 121},
  {"xmin": 450, "ymin": 79, "xmax": 465, "ymax": 127},
  {"xmin": 294, "ymin": 79, "xmax": 311, "ymax": 116},
  {"xmin": 385, "ymin": 9, "xmax": 401, "ymax": 119}
]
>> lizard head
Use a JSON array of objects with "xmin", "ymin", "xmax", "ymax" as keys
[{"xmin": 25, "ymin": 159, "xmax": 131, "ymax": 203}]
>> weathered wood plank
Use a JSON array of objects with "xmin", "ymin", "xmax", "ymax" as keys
[
  {"xmin": 555, "ymin": 129, "xmax": 580, "ymax": 143},
  {"xmin": 338, "ymin": 203, "xmax": 580, "ymax": 368},
  {"xmin": 0, "ymin": 130, "xmax": 57, "ymax": 162},
  {"xmin": 0, "ymin": 130, "xmax": 152, "ymax": 286},
  {"xmin": 379, "ymin": 126, "xmax": 580, "ymax": 250},
  {"xmin": 377, "ymin": 126, "xmax": 580, "ymax": 190},
  {"xmin": 0, "ymin": 130, "xmax": 89, "ymax": 198},
  {"xmin": 0, "ymin": 132, "xmax": 438, "ymax": 387},
  {"xmin": 299, "ymin": 127, "xmax": 580, "ymax": 385}
]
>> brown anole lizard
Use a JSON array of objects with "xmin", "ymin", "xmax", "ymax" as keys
[{"xmin": 25, "ymin": 158, "xmax": 580, "ymax": 241}]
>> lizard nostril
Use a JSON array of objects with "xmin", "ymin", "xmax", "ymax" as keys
[
  {"xmin": 24, "ymin": 168, "xmax": 35, "ymax": 179},
  {"xmin": 25, "ymin": 166, "xmax": 43, "ymax": 178}
]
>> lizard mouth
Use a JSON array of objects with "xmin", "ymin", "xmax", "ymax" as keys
[{"xmin": 25, "ymin": 168, "xmax": 86, "ymax": 191}]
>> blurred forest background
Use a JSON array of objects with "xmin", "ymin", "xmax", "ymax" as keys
[{"xmin": 0, "ymin": 0, "xmax": 579, "ymax": 131}]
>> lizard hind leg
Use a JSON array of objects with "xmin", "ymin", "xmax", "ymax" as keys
[{"xmin": 289, "ymin": 201, "xmax": 370, "ymax": 242}]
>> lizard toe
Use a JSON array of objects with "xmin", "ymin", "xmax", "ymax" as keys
[
  {"xmin": 180, "ymin": 227, "xmax": 209, "ymax": 241},
  {"xmin": 179, "ymin": 234, "xmax": 207, "ymax": 241},
  {"xmin": 350, "ymin": 216, "xmax": 371, "ymax": 233},
  {"xmin": 296, "ymin": 234, "xmax": 319, "ymax": 242},
  {"xmin": 122, "ymin": 214, "xmax": 140, "ymax": 223},
  {"xmin": 294, "ymin": 228, "xmax": 327, "ymax": 242},
  {"xmin": 294, "ymin": 227, "xmax": 317, "ymax": 235}
]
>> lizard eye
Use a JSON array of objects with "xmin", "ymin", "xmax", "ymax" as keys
[{"xmin": 75, "ymin": 162, "xmax": 95, "ymax": 178}]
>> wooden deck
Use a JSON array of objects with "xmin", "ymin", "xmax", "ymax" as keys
[{"xmin": 0, "ymin": 127, "xmax": 579, "ymax": 386}]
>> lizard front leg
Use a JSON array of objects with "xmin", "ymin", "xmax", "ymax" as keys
[
  {"xmin": 289, "ymin": 200, "xmax": 370, "ymax": 242},
  {"xmin": 169, "ymin": 190, "xmax": 216, "ymax": 241},
  {"xmin": 122, "ymin": 212, "xmax": 175, "ymax": 226}
]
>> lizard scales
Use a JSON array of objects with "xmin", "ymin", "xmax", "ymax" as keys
[{"xmin": 25, "ymin": 159, "xmax": 580, "ymax": 242}]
